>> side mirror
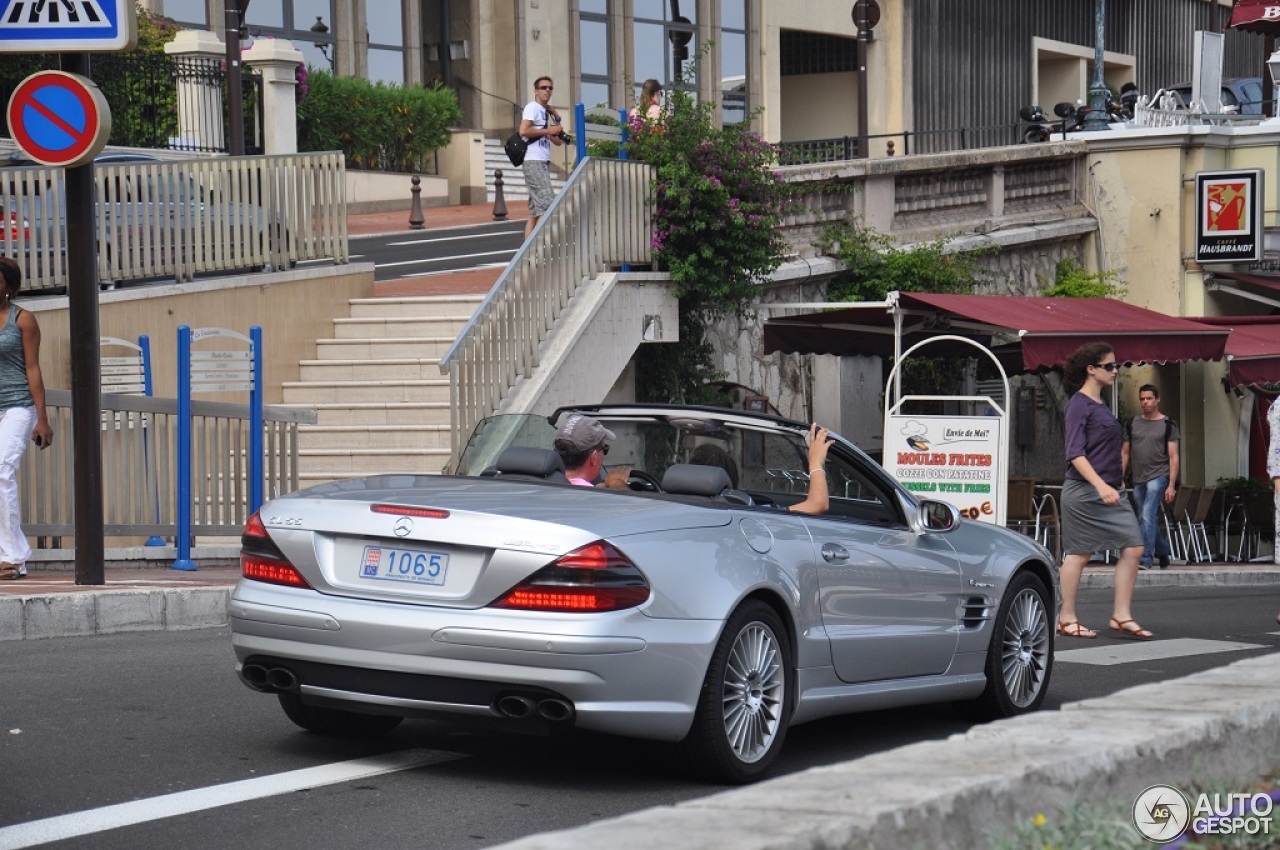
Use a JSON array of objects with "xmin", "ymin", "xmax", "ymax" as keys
[{"xmin": 919, "ymin": 499, "xmax": 960, "ymax": 532}]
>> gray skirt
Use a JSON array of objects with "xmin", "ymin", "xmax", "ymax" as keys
[{"xmin": 1061, "ymin": 478, "xmax": 1143, "ymax": 556}]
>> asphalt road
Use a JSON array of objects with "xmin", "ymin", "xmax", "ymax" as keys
[
  {"xmin": 1, "ymin": 584, "xmax": 1277, "ymax": 850},
  {"xmin": 343, "ymin": 222, "xmax": 525, "ymax": 282}
]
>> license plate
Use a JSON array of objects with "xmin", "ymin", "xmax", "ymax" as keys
[{"xmin": 359, "ymin": 545, "xmax": 449, "ymax": 586}]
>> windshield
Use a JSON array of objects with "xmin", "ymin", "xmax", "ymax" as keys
[{"xmin": 456, "ymin": 412, "xmax": 808, "ymax": 483}]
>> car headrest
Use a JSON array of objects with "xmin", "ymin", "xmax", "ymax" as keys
[
  {"xmin": 661, "ymin": 464, "xmax": 731, "ymax": 497},
  {"xmin": 494, "ymin": 447, "xmax": 566, "ymax": 479}
]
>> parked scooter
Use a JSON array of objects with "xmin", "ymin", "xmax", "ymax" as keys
[{"xmin": 1019, "ymin": 99, "xmax": 1123, "ymax": 143}]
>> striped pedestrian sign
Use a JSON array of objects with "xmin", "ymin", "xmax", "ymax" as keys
[{"xmin": 0, "ymin": 0, "xmax": 135, "ymax": 51}]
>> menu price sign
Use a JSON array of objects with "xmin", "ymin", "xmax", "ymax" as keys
[{"xmin": 883, "ymin": 415, "xmax": 1003, "ymax": 525}]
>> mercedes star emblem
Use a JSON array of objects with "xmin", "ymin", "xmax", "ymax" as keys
[{"xmin": 393, "ymin": 517, "xmax": 413, "ymax": 537}]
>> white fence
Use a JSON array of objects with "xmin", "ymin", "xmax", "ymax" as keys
[
  {"xmin": 0, "ymin": 151, "xmax": 349, "ymax": 291},
  {"xmin": 20, "ymin": 389, "xmax": 316, "ymax": 542}
]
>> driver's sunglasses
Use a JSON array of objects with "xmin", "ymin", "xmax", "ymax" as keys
[{"xmin": 597, "ymin": 443, "xmax": 610, "ymax": 456}]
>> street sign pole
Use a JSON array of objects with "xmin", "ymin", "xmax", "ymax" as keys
[{"xmin": 60, "ymin": 53, "xmax": 106, "ymax": 586}]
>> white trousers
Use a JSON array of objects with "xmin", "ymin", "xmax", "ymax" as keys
[{"xmin": 0, "ymin": 405, "xmax": 35, "ymax": 570}]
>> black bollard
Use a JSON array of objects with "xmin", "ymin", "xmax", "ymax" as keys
[
  {"xmin": 492, "ymin": 169, "xmax": 508, "ymax": 221},
  {"xmin": 408, "ymin": 175, "xmax": 425, "ymax": 230}
]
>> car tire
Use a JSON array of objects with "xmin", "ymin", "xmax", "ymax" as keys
[
  {"xmin": 954, "ymin": 571, "xmax": 1053, "ymax": 721},
  {"xmin": 277, "ymin": 692, "xmax": 404, "ymax": 739},
  {"xmin": 684, "ymin": 599, "xmax": 792, "ymax": 784}
]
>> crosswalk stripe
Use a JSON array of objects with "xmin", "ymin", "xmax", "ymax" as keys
[
  {"xmin": 3, "ymin": 0, "xmax": 109, "ymax": 28},
  {"xmin": 0, "ymin": 749, "xmax": 461, "ymax": 850},
  {"xmin": 1055, "ymin": 637, "xmax": 1264, "ymax": 666}
]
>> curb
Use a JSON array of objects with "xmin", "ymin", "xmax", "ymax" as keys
[
  {"xmin": 485, "ymin": 653, "xmax": 1280, "ymax": 850},
  {"xmin": 0, "ymin": 586, "xmax": 231, "ymax": 641},
  {"xmin": 1081, "ymin": 567, "xmax": 1280, "ymax": 588}
]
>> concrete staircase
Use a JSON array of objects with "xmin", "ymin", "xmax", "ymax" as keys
[
  {"xmin": 284, "ymin": 294, "xmax": 484, "ymax": 486},
  {"xmin": 484, "ymin": 137, "xmax": 568, "ymax": 202}
]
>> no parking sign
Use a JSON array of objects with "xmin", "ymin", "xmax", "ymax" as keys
[{"xmin": 6, "ymin": 70, "xmax": 111, "ymax": 167}]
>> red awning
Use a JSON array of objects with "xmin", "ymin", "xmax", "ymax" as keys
[
  {"xmin": 763, "ymin": 293, "xmax": 1231, "ymax": 371},
  {"xmin": 1193, "ymin": 315, "xmax": 1280, "ymax": 388},
  {"xmin": 1229, "ymin": 0, "xmax": 1280, "ymax": 35}
]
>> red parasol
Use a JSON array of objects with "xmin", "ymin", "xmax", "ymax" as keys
[{"xmin": 1230, "ymin": 0, "xmax": 1280, "ymax": 35}]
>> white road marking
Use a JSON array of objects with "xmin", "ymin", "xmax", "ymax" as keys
[
  {"xmin": 1055, "ymin": 638, "xmax": 1264, "ymax": 666},
  {"xmin": 0, "ymin": 749, "xmax": 461, "ymax": 850},
  {"xmin": 387, "ymin": 232, "xmax": 520, "ymax": 247},
  {"xmin": 376, "ymin": 249, "xmax": 517, "ymax": 269}
]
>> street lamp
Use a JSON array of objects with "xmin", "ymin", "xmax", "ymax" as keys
[
  {"xmin": 310, "ymin": 16, "xmax": 335, "ymax": 71},
  {"xmin": 1082, "ymin": 0, "xmax": 1111, "ymax": 131},
  {"xmin": 1268, "ymin": 48, "xmax": 1280, "ymax": 118}
]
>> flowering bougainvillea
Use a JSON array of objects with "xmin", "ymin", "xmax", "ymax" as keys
[{"xmin": 625, "ymin": 74, "xmax": 794, "ymax": 403}]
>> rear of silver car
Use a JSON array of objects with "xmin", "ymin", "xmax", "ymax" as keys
[{"xmin": 230, "ymin": 481, "xmax": 730, "ymax": 741}]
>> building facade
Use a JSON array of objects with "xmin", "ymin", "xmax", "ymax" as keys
[{"xmin": 146, "ymin": 1, "xmax": 1265, "ymax": 150}]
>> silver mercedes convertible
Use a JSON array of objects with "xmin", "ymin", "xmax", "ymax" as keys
[{"xmin": 230, "ymin": 405, "xmax": 1057, "ymax": 783}]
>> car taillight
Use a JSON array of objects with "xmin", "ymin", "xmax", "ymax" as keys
[
  {"xmin": 491, "ymin": 540, "xmax": 650, "ymax": 612},
  {"xmin": 241, "ymin": 511, "xmax": 312, "ymax": 589}
]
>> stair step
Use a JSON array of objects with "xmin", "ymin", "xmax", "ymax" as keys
[
  {"xmin": 332, "ymin": 317, "xmax": 470, "ymax": 339},
  {"xmin": 298, "ymin": 424, "xmax": 452, "ymax": 450},
  {"xmin": 349, "ymin": 295, "xmax": 482, "ymax": 319},
  {"xmin": 314, "ymin": 338, "xmax": 455, "ymax": 359},
  {"xmin": 298, "ymin": 358, "xmax": 444, "ymax": 381},
  {"xmin": 283, "ymin": 379, "xmax": 451, "ymax": 404},
  {"xmin": 280, "ymin": 401, "xmax": 452, "ymax": 427},
  {"xmin": 297, "ymin": 448, "xmax": 452, "ymax": 474}
]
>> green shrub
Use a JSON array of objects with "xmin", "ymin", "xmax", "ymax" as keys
[
  {"xmin": 297, "ymin": 70, "xmax": 460, "ymax": 172},
  {"xmin": 1041, "ymin": 258, "xmax": 1126, "ymax": 298}
]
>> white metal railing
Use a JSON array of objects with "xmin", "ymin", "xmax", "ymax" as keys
[
  {"xmin": 20, "ymin": 389, "xmax": 317, "ymax": 541},
  {"xmin": 0, "ymin": 151, "xmax": 348, "ymax": 291},
  {"xmin": 440, "ymin": 157, "xmax": 654, "ymax": 461}
]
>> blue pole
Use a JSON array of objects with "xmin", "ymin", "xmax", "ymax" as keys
[
  {"xmin": 172, "ymin": 326, "xmax": 196, "ymax": 571},
  {"xmin": 618, "ymin": 108, "xmax": 632, "ymax": 272},
  {"xmin": 249, "ymin": 326, "xmax": 264, "ymax": 513},
  {"xmin": 575, "ymin": 102, "xmax": 586, "ymax": 163},
  {"xmin": 139, "ymin": 334, "xmax": 165, "ymax": 546}
]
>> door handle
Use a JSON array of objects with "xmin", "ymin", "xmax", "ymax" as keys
[{"xmin": 821, "ymin": 542, "xmax": 849, "ymax": 564}]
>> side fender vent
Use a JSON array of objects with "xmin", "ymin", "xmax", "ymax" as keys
[{"xmin": 960, "ymin": 596, "xmax": 993, "ymax": 630}]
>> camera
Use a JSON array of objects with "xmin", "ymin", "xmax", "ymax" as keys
[{"xmin": 558, "ymin": 131, "xmax": 573, "ymax": 143}]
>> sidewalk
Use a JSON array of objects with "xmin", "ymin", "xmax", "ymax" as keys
[{"xmin": 346, "ymin": 200, "xmax": 529, "ymax": 237}]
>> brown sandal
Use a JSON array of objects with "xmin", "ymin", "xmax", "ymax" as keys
[
  {"xmin": 0, "ymin": 563, "xmax": 18, "ymax": 581},
  {"xmin": 1057, "ymin": 620, "xmax": 1098, "ymax": 639},
  {"xmin": 1110, "ymin": 618, "xmax": 1154, "ymax": 640}
]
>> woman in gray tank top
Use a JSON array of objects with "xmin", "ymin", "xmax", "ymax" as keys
[{"xmin": 0, "ymin": 257, "xmax": 52, "ymax": 580}]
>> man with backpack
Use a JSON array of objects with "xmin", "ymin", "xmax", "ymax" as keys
[
  {"xmin": 1121, "ymin": 384, "xmax": 1180, "ymax": 569},
  {"xmin": 518, "ymin": 76, "xmax": 566, "ymax": 239}
]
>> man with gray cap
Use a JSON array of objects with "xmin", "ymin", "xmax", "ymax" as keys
[{"xmin": 553, "ymin": 413, "xmax": 616, "ymax": 486}]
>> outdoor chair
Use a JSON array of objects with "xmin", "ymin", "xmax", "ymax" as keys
[
  {"xmin": 1163, "ymin": 485, "xmax": 1196, "ymax": 563},
  {"xmin": 1184, "ymin": 486, "xmax": 1217, "ymax": 563}
]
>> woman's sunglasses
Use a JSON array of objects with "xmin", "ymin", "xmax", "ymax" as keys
[{"xmin": 1093, "ymin": 362, "xmax": 1120, "ymax": 372}]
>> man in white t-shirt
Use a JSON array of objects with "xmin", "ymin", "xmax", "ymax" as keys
[{"xmin": 519, "ymin": 75, "xmax": 565, "ymax": 239}]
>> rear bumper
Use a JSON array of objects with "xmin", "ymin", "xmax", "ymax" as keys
[{"xmin": 229, "ymin": 580, "xmax": 722, "ymax": 741}]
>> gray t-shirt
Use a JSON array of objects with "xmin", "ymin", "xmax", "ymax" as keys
[{"xmin": 1127, "ymin": 415, "xmax": 1179, "ymax": 485}]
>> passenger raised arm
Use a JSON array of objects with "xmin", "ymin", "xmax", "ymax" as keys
[{"xmin": 788, "ymin": 424, "xmax": 831, "ymax": 516}]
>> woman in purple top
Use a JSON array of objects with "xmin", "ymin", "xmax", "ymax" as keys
[{"xmin": 1057, "ymin": 342, "xmax": 1150, "ymax": 640}]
